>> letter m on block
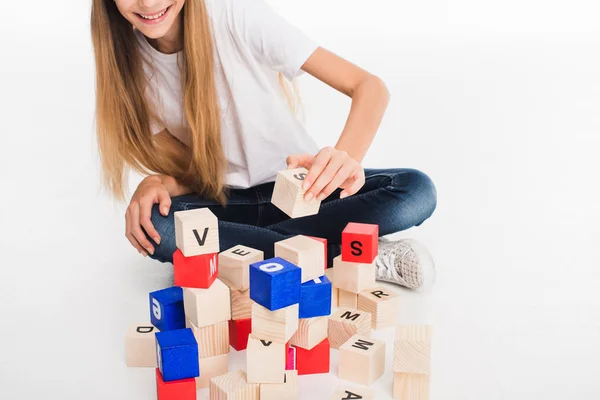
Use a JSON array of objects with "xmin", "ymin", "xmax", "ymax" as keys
[{"xmin": 340, "ymin": 311, "xmax": 360, "ymax": 321}]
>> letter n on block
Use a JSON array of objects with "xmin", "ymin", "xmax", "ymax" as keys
[
  {"xmin": 342, "ymin": 222, "xmax": 379, "ymax": 263},
  {"xmin": 271, "ymin": 167, "xmax": 321, "ymax": 218},
  {"xmin": 249, "ymin": 257, "xmax": 301, "ymax": 311},
  {"xmin": 174, "ymin": 208, "xmax": 219, "ymax": 257},
  {"xmin": 149, "ymin": 287, "xmax": 185, "ymax": 332}
]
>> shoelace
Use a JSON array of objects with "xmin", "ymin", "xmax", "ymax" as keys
[{"xmin": 375, "ymin": 242, "xmax": 413, "ymax": 286}]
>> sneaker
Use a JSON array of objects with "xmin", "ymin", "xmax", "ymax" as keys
[{"xmin": 375, "ymin": 238, "xmax": 436, "ymax": 290}]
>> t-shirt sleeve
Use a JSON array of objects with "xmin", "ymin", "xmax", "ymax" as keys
[{"xmin": 226, "ymin": 0, "xmax": 319, "ymax": 80}]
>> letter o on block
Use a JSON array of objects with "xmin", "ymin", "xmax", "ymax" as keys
[{"xmin": 249, "ymin": 257, "xmax": 301, "ymax": 311}]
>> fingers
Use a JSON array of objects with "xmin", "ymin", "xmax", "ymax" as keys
[
  {"xmin": 125, "ymin": 204, "xmax": 148, "ymax": 256},
  {"xmin": 139, "ymin": 198, "xmax": 161, "ymax": 246},
  {"xmin": 287, "ymin": 154, "xmax": 314, "ymax": 170},
  {"xmin": 128, "ymin": 201, "xmax": 155, "ymax": 255},
  {"xmin": 306, "ymin": 154, "xmax": 345, "ymax": 201},
  {"xmin": 340, "ymin": 167, "xmax": 366, "ymax": 198},
  {"xmin": 302, "ymin": 147, "xmax": 334, "ymax": 199},
  {"xmin": 157, "ymin": 189, "xmax": 172, "ymax": 217},
  {"xmin": 318, "ymin": 162, "xmax": 356, "ymax": 201}
]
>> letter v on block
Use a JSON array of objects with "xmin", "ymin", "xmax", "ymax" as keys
[{"xmin": 174, "ymin": 208, "xmax": 220, "ymax": 257}]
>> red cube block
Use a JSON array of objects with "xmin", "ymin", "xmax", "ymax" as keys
[
  {"xmin": 156, "ymin": 368, "xmax": 196, "ymax": 400},
  {"xmin": 229, "ymin": 318, "xmax": 252, "ymax": 351},
  {"xmin": 307, "ymin": 236, "xmax": 328, "ymax": 270},
  {"xmin": 285, "ymin": 341, "xmax": 296, "ymax": 370},
  {"xmin": 173, "ymin": 249, "xmax": 218, "ymax": 289},
  {"xmin": 293, "ymin": 338, "xmax": 330, "ymax": 375},
  {"xmin": 341, "ymin": 222, "xmax": 379, "ymax": 263}
]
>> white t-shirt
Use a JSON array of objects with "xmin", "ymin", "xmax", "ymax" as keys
[{"xmin": 134, "ymin": 0, "xmax": 321, "ymax": 189}]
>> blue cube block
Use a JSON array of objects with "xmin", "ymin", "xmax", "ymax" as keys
[
  {"xmin": 250, "ymin": 257, "xmax": 301, "ymax": 311},
  {"xmin": 155, "ymin": 328, "xmax": 199, "ymax": 382},
  {"xmin": 299, "ymin": 275, "xmax": 332, "ymax": 318},
  {"xmin": 149, "ymin": 287, "xmax": 185, "ymax": 332}
]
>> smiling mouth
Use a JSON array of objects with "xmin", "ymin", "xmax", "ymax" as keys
[{"xmin": 135, "ymin": 5, "xmax": 171, "ymax": 22}]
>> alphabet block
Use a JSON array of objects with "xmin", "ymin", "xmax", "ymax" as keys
[
  {"xmin": 341, "ymin": 222, "xmax": 379, "ymax": 263},
  {"xmin": 324, "ymin": 268, "xmax": 339, "ymax": 309},
  {"xmin": 294, "ymin": 337, "xmax": 330, "ymax": 375},
  {"xmin": 271, "ymin": 167, "xmax": 321, "ymax": 218},
  {"xmin": 339, "ymin": 334, "xmax": 385, "ymax": 386},
  {"xmin": 183, "ymin": 279, "xmax": 231, "ymax": 328},
  {"xmin": 338, "ymin": 289, "xmax": 358, "ymax": 309},
  {"xmin": 394, "ymin": 325, "xmax": 432, "ymax": 374},
  {"xmin": 156, "ymin": 368, "xmax": 196, "ymax": 400},
  {"xmin": 174, "ymin": 207, "xmax": 219, "ymax": 257},
  {"xmin": 307, "ymin": 235, "xmax": 328, "ymax": 270},
  {"xmin": 330, "ymin": 387, "xmax": 375, "ymax": 400},
  {"xmin": 249, "ymin": 257, "xmax": 301, "ymax": 311},
  {"xmin": 186, "ymin": 319, "xmax": 229, "ymax": 359},
  {"xmin": 196, "ymin": 353, "xmax": 228, "ymax": 389},
  {"xmin": 251, "ymin": 302, "xmax": 299, "ymax": 344},
  {"xmin": 210, "ymin": 370, "xmax": 259, "ymax": 399},
  {"xmin": 333, "ymin": 256, "xmax": 376, "ymax": 294},
  {"xmin": 173, "ymin": 249, "xmax": 218, "ymax": 289},
  {"xmin": 125, "ymin": 324, "xmax": 159, "ymax": 367},
  {"xmin": 228, "ymin": 318, "xmax": 252, "ymax": 351},
  {"xmin": 260, "ymin": 370, "xmax": 299, "ymax": 400},
  {"xmin": 155, "ymin": 328, "xmax": 199, "ymax": 382},
  {"xmin": 275, "ymin": 235, "xmax": 324, "ymax": 283},
  {"xmin": 358, "ymin": 287, "xmax": 399, "ymax": 330},
  {"xmin": 299, "ymin": 275, "xmax": 332, "ymax": 318},
  {"xmin": 246, "ymin": 335, "xmax": 286, "ymax": 383},
  {"xmin": 289, "ymin": 316, "xmax": 328, "ymax": 350},
  {"xmin": 286, "ymin": 342, "xmax": 296, "ymax": 370},
  {"xmin": 328, "ymin": 308, "xmax": 372, "ymax": 349},
  {"xmin": 393, "ymin": 372, "xmax": 430, "ymax": 400},
  {"xmin": 219, "ymin": 245, "xmax": 264, "ymax": 291},
  {"xmin": 150, "ymin": 287, "xmax": 185, "ymax": 332},
  {"xmin": 230, "ymin": 288, "xmax": 252, "ymax": 321}
]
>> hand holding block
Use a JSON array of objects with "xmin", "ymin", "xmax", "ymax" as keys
[
  {"xmin": 125, "ymin": 324, "xmax": 159, "ymax": 367},
  {"xmin": 358, "ymin": 287, "xmax": 399, "ymax": 330},
  {"xmin": 249, "ymin": 258, "xmax": 301, "ymax": 311},
  {"xmin": 260, "ymin": 370, "xmax": 298, "ymax": 400},
  {"xmin": 155, "ymin": 328, "xmax": 199, "ymax": 382},
  {"xmin": 186, "ymin": 319, "xmax": 229, "ymax": 359},
  {"xmin": 210, "ymin": 370, "xmax": 259, "ymax": 399},
  {"xmin": 307, "ymin": 236, "xmax": 328, "ymax": 270},
  {"xmin": 299, "ymin": 275, "xmax": 332, "ymax": 318},
  {"xmin": 341, "ymin": 222, "xmax": 379, "ymax": 263},
  {"xmin": 290, "ymin": 316, "xmax": 329, "ymax": 350},
  {"xmin": 338, "ymin": 289, "xmax": 358, "ymax": 309},
  {"xmin": 271, "ymin": 167, "xmax": 321, "ymax": 218},
  {"xmin": 196, "ymin": 353, "xmax": 228, "ymax": 389},
  {"xmin": 394, "ymin": 325, "xmax": 432, "ymax": 374},
  {"xmin": 328, "ymin": 308, "xmax": 372, "ymax": 349},
  {"xmin": 246, "ymin": 335, "xmax": 286, "ymax": 383},
  {"xmin": 294, "ymin": 337, "xmax": 330, "ymax": 375},
  {"xmin": 174, "ymin": 208, "xmax": 219, "ymax": 257},
  {"xmin": 150, "ymin": 287, "xmax": 185, "ymax": 332},
  {"xmin": 230, "ymin": 288, "xmax": 252, "ymax": 321},
  {"xmin": 229, "ymin": 318, "xmax": 252, "ymax": 351},
  {"xmin": 174, "ymin": 250, "xmax": 218, "ymax": 289},
  {"xmin": 275, "ymin": 235, "xmax": 324, "ymax": 283},
  {"xmin": 330, "ymin": 387, "xmax": 375, "ymax": 400},
  {"xmin": 393, "ymin": 372, "xmax": 430, "ymax": 400},
  {"xmin": 219, "ymin": 245, "xmax": 264, "ymax": 291},
  {"xmin": 338, "ymin": 334, "xmax": 385, "ymax": 386},
  {"xmin": 183, "ymin": 279, "xmax": 231, "ymax": 328},
  {"xmin": 251, "ymin": 302, "xmax": 299, "ymax": 344},
  {"xmin": 324, "ymin": 268, "xmax": 339, "ymax": 309},
  {"xmin": 333, "ymin": 256, "xmax": 376, "ymax": 294},
  {"xmin": 156, "ymin": 369, "xmax": 196, "ymax": 400}
]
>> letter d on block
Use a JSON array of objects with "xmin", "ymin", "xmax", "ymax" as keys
[{"xmin": 249, "ymin": 257, "xmax": 301, "ymax": 311}]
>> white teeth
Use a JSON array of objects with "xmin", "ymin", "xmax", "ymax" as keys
[{"xmin": 139, "ymin": 8, "xmax": 167, "ymax": 20}]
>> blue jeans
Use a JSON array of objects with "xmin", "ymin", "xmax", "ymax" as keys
[{"xmin": 147, "ymin": 168, "xmax": 437, "ymax": 267}]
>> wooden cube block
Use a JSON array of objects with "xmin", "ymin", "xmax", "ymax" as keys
[
  {"xmin": 186, "ymin": 319, "xmax": 229, "ymax": 358},
  {"xmin": 299, "ymin": 275, "xmax": 331, "ymax": 318},
  {"xmin": 210, "ymin": 370, "xmax": 259, "ymax": 399},
  {"xmin": 230, "ymin": 288, "xmax": 252, "ymax": 321},
  {"xmin": 338, "ymin": 289, "xmax": 358, "ymax": 309},
  {"xmin": 339, "ymin": 334, "xmax": 385, "ymax": 386},
  {"xmin": 294, "ymin": 337, "xmax": 330, "ymax": 375},
  {"xmin": 249, "ymin": 257, "xmax": 301, "ymax": 311},
  {"xmin": 307, "ymin": 235, "xmax": 328, "ymax": 270},
  {"xmin": 183, "ymin": 279, "xmax": 231, "ymax": 328},
  {"xmin": 333, "ymin": 256, "xmax": 376, "ymax": 294},
  {"xmin": 341, "ymin": 222, "xmax": 379, "ymax": 263},
  {"xmin": 328, "ymin": 308, "xmax": 371, "ymax": 349},
  {"xmin": 260, "ymin": 370, "xmax": 298, "ymax": 400},
  {"xmin": 289, "ymin": 316, "xmax": 328, "ymax": 350},
  {"xmin": 275, "ymin": 235, "xmax": 324, "ymax": 283},
  {"xmin": 125, "ymin": 324, "xmax": 159, "ymax": 367},
  {"xmin": 174, "ymin": 207, "xmax": 219, "ymax": 257},
  {"xmin": 358, "ymin": 287, "xmax": 399, "ymax": 330},
  {"xmin": 251, "ymin": 302, "xmax": 299, "ymax": 344},
  {"xmin": 271, "ymin": 167, "xmax": 321, "ymax": 218},
  {"xmin": 286, "ymin": 343, "xmax": 296, "ymax": 370},
  {"xmin": 219, "ymin": 245, "xmax": 264, "ymax": 291},
  {"xmin": 196, "ymin": 353, "xmax": 229, "ymax": 389},
  {"xmin": 330, "ymin": 387, "xmax": 375, "ymax": 400},
  {"xmin": 156, "ymin": 328, "xmax": 199, "ymax": 382},
  {"xmin": 324, "ymin": 268, "xmax": 339, "ymax": 309},
  {"xmin": 174, "ymin": 250, "xmax": 218, "ymax": 289},
  {"xmin": 156, "ymin": 368, "xmax": 196, "ymax": 400},
  {"xmin": 393, "ymin": 372, "xmax": 430, "ymax": 400},
  {"xmin": 394, "ymin": 325, "xmax": 432, "ymax": 374},
  {"xmin": 228, "ymin": 318, "xmax": 252, "ymax": 351},
  {"xmin": 150, "ymin": 287, "xmax": 185, "ymax": 332},
  {"xmin": 246, "ymin": 335, "xmax": 286, "ymax": 383}
]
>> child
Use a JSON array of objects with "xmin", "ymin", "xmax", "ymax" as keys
[{"xmin": 90, "ymin": 0, "xmax": 437, "ymax": 290}]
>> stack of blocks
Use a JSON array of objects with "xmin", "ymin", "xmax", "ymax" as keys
[{"xmin": 393, "ymin": 325, "xmax": 432, "ymax": 399}]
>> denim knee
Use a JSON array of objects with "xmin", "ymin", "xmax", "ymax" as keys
[
  {"xmin": 147, "ymin": 203, "xmax": 177, "ymax": 264},
  {"xmin": 404, "ymin": 169, "xmax": 437, "ymax": 223}
]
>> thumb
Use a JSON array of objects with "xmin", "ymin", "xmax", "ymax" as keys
[{"xmin": 157, "ymin": 190, "xmax": 172, "ymax": 216}]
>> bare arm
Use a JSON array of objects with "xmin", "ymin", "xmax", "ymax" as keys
[{"xmin": 151, "ymin": 129, "xmax": 194, "ymax": 197}]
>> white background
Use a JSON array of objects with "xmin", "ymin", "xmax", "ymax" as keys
[{"xmin": 1, "ymin": 0, "xmax": 599, "ymax": 399}]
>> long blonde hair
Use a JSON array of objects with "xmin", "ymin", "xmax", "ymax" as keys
[{"xmin": 90, "ymin": 0, "xmax": 300, "ymax": 206}]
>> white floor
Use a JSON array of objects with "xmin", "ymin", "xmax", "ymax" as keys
[{"xmin": 1, "ymin": 2, "xmax": 600, "ymax": 399}]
